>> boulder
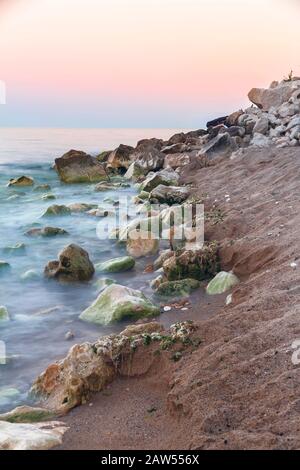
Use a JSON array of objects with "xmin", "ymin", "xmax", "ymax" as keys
[
  {"xmin": 124, "ymin": 162, "xmax": 147, "ymax": 181},
  {"xmin": 248, "ymin": 83, "xmax": 298, "ymax": 111},
  {"xmin": 80, "ymin": 284, "xmax": 160, "ymax": 325},
  {"xmin": 0, "ymin": 421, "xmax": 68, "ymax": 450},
  {"xmin": 140, "ymin": 167, "xmax": 179, "ymax": 192},
  {"xmin": 42, "ymin": 205, "xmax": 71, "ymax": 217},
  {"xmin": 206, "ymin": 271, "xmax": 240, "ymax": 295},
  {"xmin": 253, "ymin": 115, "xmax": 269, "ymax": 135},
  {"xmin": 206, "ymin": 116, "xmax": 228, "ymax": 128},
  {"xmin": 150, "ymin": 185, "xmax": 190, "ymax": 204},
  {"xmin": 95, "ymin": 256, "xmax": 135, "ymax": 273},
  {"xmin": 25, "ymin": 227, "xmax": 68, "ymax": 237},
  {"xmin": 106, "ymin": 144, "xmax": 134, "ymax": 172},
  {"xmin": 55, "ymin": 150, "xmax": 107, "ymax": 183},
  {"xmin": 132, "ymin": 146, "xmax": 165, "ymax": 173},
  {"xmin": 126, "ymin": 231, "xmax": 159, "ymax": 258},
  {"xmin": 155, "ymin": 278, "xmax": 200, "ymax": 297},
  {"xmin": 163, "ymin": 153, "xmax": 192, "ymax": 169},
  {"xmin": 200, "ymin": 133, "xmax": 236, "ymax": 159},
  {"xmin": 163, "ymin": 243, "xmax": 219, "ymax": 281},
  {"xmin": 225, "ymin": 110, "xmax": 244, "ymax": 127},
  {"xmin": 7, "ymin": 176, "xmax": 34, "ymax": 187},
  {"xmin": 44, "ymin": 244, "xmax": 95, "ymax": 282}
]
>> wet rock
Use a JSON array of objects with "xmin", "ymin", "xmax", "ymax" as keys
[
  {"xmin": 0, "ymin": 261, "xmax": 10, "ymax": 273},
  {"xmin": 79, "ymin": 284, "xmax": 160, "ymax": 325},
  {"xmin": 0, "ymin": 406, "xmax": 56, "ymax": 424},
  {"xmin": 150, "ymin": 274, "xmax": 164, "ymax": 290},
  {"xmin": 94, "ymin": 181, "xmax": 129, "ymax": 191},
  {"xmin": 7, "ymin": 176, "xmax": 34, "ymax": 187},
  {"xmin": 20, "ymin": 270, "xmax": 40, "ymax": 282},
  {"xmin": 68, "ymin": 203, "xmax": 98, "ymax": 213},
  {"xmin": 140, "ymin": 167, "xmax": 179, "ymax": 192},
  {"xmin": 206, "ymin": 271, "xmax": 240, "ymax": 295},
  {"xmin": 55, "ymin": 150, "xmax": 107, "ymax": 183},
  {"xmin": 41, "ymin": 193, "xmax": 56, "ymax": 201},
  {"xmin": 26, "ymin": 226, "xmax": 68, "ymax": 237},
  {"xmin": 106, "ymin": 144, "xmax": 134, "ymax": 172},
  {"xmin": 153, "ymin": 249, "xmax": 174, "ymax": 270},
  {"xmin": 42, "ymin": 205, "xmax": 71, "ymax": 217},
  {"xmin": 0, "ymin": 421, "xmax": 68, "ymax": 450},
  {"xmin": 44, "ymin": 244, "xmax": 95, "ymax": 282},
  {"xmin": 65, "ymin": 331, "xmax": 75, "ymax": 341},
  {"xmin": 0, "ymin": 306, "xmax": 10, "ymax": 322},
  {"xmin": 155, "ymin": 278, "xmax": 200, "ymax": 297},
  {"xmin": 3, "ymin": 243, "xmax": 26, "ymax": 255},
  {"xmin": 150, "ymin": 185, "xmax": 190, "ymax": 204},
  {"xmin": 163, "ymin": 243, "xmax": 219, "ymax": 281},
  {"xmin": 33, "ymin": 184, "xmax": 51, "ymax": 192},
  {"xmin": 126, "ymin": 231, "xmax": 159, "ymax": 258},
  {"xmin": 95, "ymin": 256, "xmax": 135, "ymax": 273}
]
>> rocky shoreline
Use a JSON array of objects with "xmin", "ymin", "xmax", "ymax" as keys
[{"xmin": 1, "ymin": 76, "xmax": 300, "ymax": 450}]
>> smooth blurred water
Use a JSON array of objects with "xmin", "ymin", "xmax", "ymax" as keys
[{"xmin": 0, "ymin": 128, "xmax": 185, "ymax": 411}]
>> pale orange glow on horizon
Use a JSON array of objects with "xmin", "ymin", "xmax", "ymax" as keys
[{"xmin": 0, "ymin": 0, "xmax": 299, "ymax": 127}]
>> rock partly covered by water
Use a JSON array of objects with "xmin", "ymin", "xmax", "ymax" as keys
[
  {"xmin": 95, "ymin": 256, "xmax": 135, "ymax": 273},
  {"xmin": 26, "ymin": 226, "xmax": 68, "ymax": 237},
  {"xmin": 31, "ymin": 321, "xmax": 197, "ymax": 412},
  {"xmin": 55, "ymin": 149, "xmax": 108, "ymax": 183},
  {"xmin": 42, "ymin": 204, "xmax": 71, "ymax": 217},
  {"xmin": 0, "ymin": 306, "xmax": 10, "ymax": 323},
  {"xmin": 7, "ymin": 176, "xmax": 34, "ymax": 187},
  {"xmin": 44, "ymin": 244, "xmax": 95, "ymax": 282},
  {"xmin": 80, "ymin": 283, "xmax": 160, "ymax": 325}
]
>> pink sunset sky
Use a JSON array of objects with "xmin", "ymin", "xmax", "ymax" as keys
[{"xmin": 0, "ymin": 0, "xmax": 299, "ymax": 127}]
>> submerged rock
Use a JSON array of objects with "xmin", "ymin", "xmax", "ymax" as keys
[
  {"xmin": 163, "ymin": 243, "xmax": 219, "ymax": 281},
  {"xmin": 0, "ymin": 261, "xmax": 10, "ymax": 273},
  {"xmin": 155, "ymin": 278, "xmax": 200, "ymax": 297},
  {"xmin": 3, "ymin": 243, "xmax": 26, "ymax": 255},
  {"xmin": 33, "ymin": 184, "xmax": 51, "ymax": 192},
  {"xmin": 150, "ymin": 184, "xmax": 190, "ymax": 204},
  {"xmin": 0, "ymin": 306, "xmax": 10, "ymax": 322},
  {"xmin": 0, "ymin": 421, "xmax": 68, "ymax": 450},
  {"xmin": 55, "ymin": 149, "xmax": 107, "ymax": 183},
  {"xmin": 20, "ymin": 270, "xmax": 40, "ymax": 282},
  {"xmin": 126, "ymin": 231, "xmax": 159, "ymax": 258},
  {"xmin": 80, "ymin": 284, "xmax": 160, "ymax": 325},
  {"xmin": 42, "ymin": 205, "xmax": 71, "ymax": 217},
  {"xmin": 7, "ymin": 176, "xmax": 34, "ymax": 187},
  {"xmin": 206, "ymin": 271, "xmax": 240, "ymax": 295},
  {"xmin": 26, "ymin": 226, "xmax": 68, "ymax": 237},
  {"xmin": 0, "ymin": 406, "xmax": 56, "ymax": 424},
  {"xmin": 44, "ymin": 244, "xmax": 95, "ymax": 282},
  {"xmin": 93, "ymin": 277, "xmax": 116, "ymax": 292},
  {"xmin": 68, "ymin": 202, "xmax": 98, "ymax": 213},
  {"xmin": 0, "ymin": 388, "xmax": 20, "ymax": 407},
  {"xmin": 41, "ymin": 193, "xmax": 56, "ymax": 201},
  {"xmin": 95, "ymin": 256, "xmax": 135, "ymax": 273}
]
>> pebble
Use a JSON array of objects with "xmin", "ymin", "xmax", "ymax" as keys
[
  {"xmin": 163, "ymin": 306, "xmax": 172, "ymax": 312},
  {"xmin": 290, "ymin": 262, "xmax": 297, "ymax": 269}
]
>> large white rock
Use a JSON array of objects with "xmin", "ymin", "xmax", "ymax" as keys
[{"xmin": 0, "ymin": 421, "xmax": 68, "ymax": 450}]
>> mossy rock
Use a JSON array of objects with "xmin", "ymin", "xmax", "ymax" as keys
[
  {"xmin": 95, "ymin": 256, "xmax": 135, "ymax": 273},
  {"xmin": 156, "ymin": 278, "xmax": 200, "ymax": 297},
  {"xmin": 93, "ymin": 278, "xmax": 116, "ymax": 292},
  {"xmin": 7, "ymin": 176, "xmax": 34, "ymax": 187},
  {"xmin": 206, "ymin": 271, "xmax": 239, "ymax": 295},
  {"xmin": 0, "ymin": 406, "xmax": 56, "ymax": 424},
  {"xmin": 0, "ymin": 306, "xmax": 10, "ymax": 322},
  {"xmin": 80, "ymin": 284, "xmax": 160, "ymax": 325},
  {"xmin": 163, "ymin": 243, "xmax": 219, "ymax": 281},
  {"xmin": 42, "ymin": 205, "xmax": 71, "ymax": 217}
]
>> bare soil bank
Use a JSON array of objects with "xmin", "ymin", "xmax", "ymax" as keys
[{"xmin": 57, "ymin": 146, "xmax": 300, "ymax": 450}]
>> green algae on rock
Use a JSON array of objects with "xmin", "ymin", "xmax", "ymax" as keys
[
  {"xmin": 206, "ymin": 271, "xmax": 240, "ymax": 295},
  {"xmin": 95, "ymin": 256, "xmax": 135, "ymax": 273},
  {"xmin": 155, "ymin": 278, "xmax": 200, "ymax": 297},
  {"xmin": 80, "ymin": 284, "xmax": 160, "ymax": 325},
  {"xmin": 0, "ymin": 306, "xmax": 10, "ymax": 323},
  {"xmin": 0, "ymin": 406, "xmax": 56, "ymax": 424},
  {"xmin": 42, "ymin": 204, "xmax": 71, "ymax": 217}
]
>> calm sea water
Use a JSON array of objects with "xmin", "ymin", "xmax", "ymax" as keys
[{"xmin": 0, "ymin": 127, "xmax": 189, "ymax": 411}]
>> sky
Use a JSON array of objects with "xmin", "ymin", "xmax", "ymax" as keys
[{"xmin": 0, "ymin": 0, "xmax": 299, "ymax": 128}]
